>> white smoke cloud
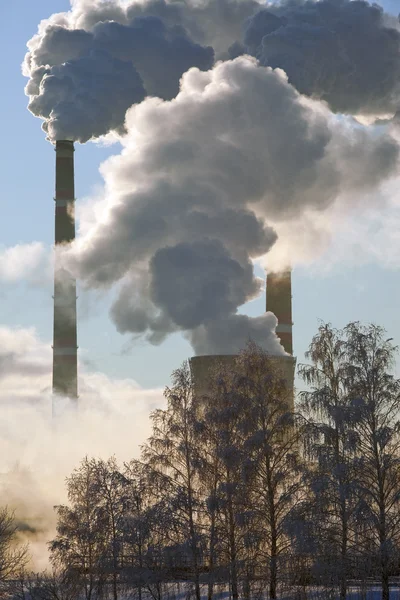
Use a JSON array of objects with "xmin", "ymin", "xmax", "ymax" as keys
[
  {"xmin": 0, "ymin": 325, "xmax": 164, "ymax": 569},
  {"xmin": 61, "ymin": 56, "xmax": 398, "ymax": 354},
  {"xmin": 0, "ymin": 243, "xmax": 49, "ymax": 284},
  {"xmin": 24, "ymin": 0, "xmax": 400, "ymax": 359},
  {"xmin": 261, "ymin": 176, "xmax": 400, "ymax": 274}
]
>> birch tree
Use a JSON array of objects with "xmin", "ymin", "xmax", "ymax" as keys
[
  {"xmin": 0, "ymin": 507, "xmax": 28, "ymax": 595},
  {"xmin": 202, "ymin": 380, "xmax": 246, "ymax": 600},
  {"xmin": 297, "ymin": 323, "xmax": 358, "ymax": 600},
  {"xmin": 345, "ymin": 322, "xmax": 400, "ymax": 600},
  {"xmin": 200, "ymin": 343, "xmax": 301, "ymax": 600},
  {"xmin": 49, "ymin": 458, "xmax": 109, "ymax": 600},
  {"xmin": 90, "ymin": 457, "xmax": 129, "ymax": 600},
  {"xmin": 141, "ymin": 362, "xmax": 203, "ymax": 600},
  {"xmin": 234, "ymin": 344, "xmax": 304, "ymax": 600},
  {"xmin": 122, "ymin": 460, "xmax": 150, "ymax": 599},
  {"xmin": 195, "ymin": 409, "xmax": 225, "ymax": 600}
]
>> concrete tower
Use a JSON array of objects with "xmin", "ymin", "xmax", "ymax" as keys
[
  {"xmin": 189, "ymin": 269, "xmax": 296, "ymax": 409},
  {"xmin": 266, "ymin": 269, "xmax": 293, "ymax": 355},
  {"xmin": 52, "ymin": 140, "xmax": 78, "ymax": 399}
]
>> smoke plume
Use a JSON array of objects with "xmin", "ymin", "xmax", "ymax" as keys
[
  {"xmin": 24, "ymin": 0, "xmax": 400, "ymax": 355},
  {"xmin": 63, "ymin": 56, "xmax": 398, "ymax": 354},
  {"xmin": 243, "ymin": 0, "xmax": 400, "ymax": 117},
  {"xmin": 24, "ymin": 1, "xmax": 215, "ymax": 141},
  {"xmin": 0, "ymin": 325, "xmax": 164, "ymax": 569}
]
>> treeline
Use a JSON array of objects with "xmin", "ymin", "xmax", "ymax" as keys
[{"xmin": 7, "ymin": 322, "xmax": 400, "ymax": 600}]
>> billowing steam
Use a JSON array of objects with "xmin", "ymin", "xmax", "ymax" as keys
[
  {"xmin": 24, "ymin": 2, "xmax": 215, "ymax": 142},
  {"xmin": 25, "ymin": 0, "xmax": 400, "ymax": 142},
  {"xmin": 65, "ymin": 57, "xmax": 398, "ymax": 354},
  {"xmin": 23, "ymin": 0, "xmax": 400, "ymax": 355},
  {"xmin": 0, "ymin": 325, "xmax": 163, "ymax": 568}
]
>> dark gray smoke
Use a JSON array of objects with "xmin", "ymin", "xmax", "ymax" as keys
[
  {"xmin": 242, "ymin": 0, "xmax": 400, "ymax": 116},
  {"xmin": 150, "ymin": 240, "xmax": 260, "ymax": 329}
]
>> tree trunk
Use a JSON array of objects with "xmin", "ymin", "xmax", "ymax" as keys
[
  {"xmin": 339, "ymin": 501, "xmax": 348, "ymax": 600},
  {"xmin": 207, "ymin": 503, "xmax": 217, "ymax": 600},
  {"xmin": 186, "ymin": 466, "xmax": 201, "ymax": 600},
  {"xmin": 266, "ymin": 454, "xmax": 278, "ymax": 600},
  {"xmin": 381, "ymin": 542, "xmax": 390, "ymax": 600},
  {"xmin": 269, "ymin": 543, "xmax": 277, "ymax": 600},
  {"xmin": 376, "ymin": 437, "xmax": 389, "ymax": 600},
  {"xmin": 381, "ymin": 568, "xmax": 390, "ymax": 600},
  {"xmin": 182, "ymin": 396, "xmax": 201, "ymax": 600},
  {"xmin": 111, "ymin": 520, "xmax": 118, "ymax": 600},
  {"xmin": 339, "ymin": 577, "xmax": 347, "ymax": 600},
  {"xmin": 138, "ymin": 538, "xmax": 143, "ymax": 600},
  {"xmin": 112, "ymin": 567, "xmax": 118, "ymax": 600},
  {"xmin": 227, "ymin": 485, "xmax": 239, "ymax": 600}
]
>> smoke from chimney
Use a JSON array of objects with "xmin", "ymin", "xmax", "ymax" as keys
[
  {"xmin": 24, "ymin": 0, "xmax": 400, "ymax": 356},
  {"xmin": 64, "ymin": 57, "xmax": 398, "ymax": 355}
]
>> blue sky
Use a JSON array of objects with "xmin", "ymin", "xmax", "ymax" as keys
[{"xmin": 1, "ymin": 0, "xmax": 400, "ymax": 389}]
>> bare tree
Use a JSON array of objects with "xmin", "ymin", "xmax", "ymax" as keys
[
  {"xmin": 90, "ymin": 457, "xmax": 129, "ymax": 600},
  {"xmin": 234, "ymin": 344, "xmax": 304, "ymax": 600},
  {"xmin": 297, "ymin": 323, "xmax": 358, "ymax": 600},
  {"xmin": 0, "ymin": 507, "xmax": 28, "ymax": 596},
  {"xmin": 198, "ymin": 343, "xmax": 302, "ymax": 600},
  {"xmin": 13, "ymin": 568, "xmax": 82, "ymax": 600},
  {"xmin": 345, "ymin": 322, "xmax": 400, "ymax": 600},
  {"xmin": 122, "ymin": 459, "xmax": 162, "ymax": 600},
  {"xmin": 142, "ymin": 363, "xmax": 204, "ymax": 600},
  {"xmin": 201, "ymin": 363, "xmax": 249, "ymax": 600},
  {"xmin": 49, "ymin": 458, "xmax": 109, "ymax": 600},
  {"xmin": 195, "ymin": 409, "xmax": 224, "ymax": 600}
]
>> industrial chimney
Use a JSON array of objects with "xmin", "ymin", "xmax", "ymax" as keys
[
  {"xmin": 52, "ymin": 140, "xmax": 78, "ymax": 399},
  {"xmin": 266, "ymin": 269, "xmax": 293, "ymax": 355}
]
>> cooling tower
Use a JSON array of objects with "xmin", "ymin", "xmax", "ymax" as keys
[
  {"xmin": 189, "ymin": 269, "xmax": 296, "ymax": 409},
  {"xmin": 189, "ymin": 354, "xmax": 296, "ymax": 411},
  {"xmin": 52, "ymin": 140, "xmax": 78, "ymax": 399}
]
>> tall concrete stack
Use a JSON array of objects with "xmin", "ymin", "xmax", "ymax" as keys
[
  {"xmin": 266, "ymin": 269, "xmax": 293, "ymax": 355},
  {"xmin": 266, "ymin": 268, "xmax": 296, "ymax": 410},
  {"xmin": 52, "ymin": 140, "xmax": 78, "ymax": 399}
]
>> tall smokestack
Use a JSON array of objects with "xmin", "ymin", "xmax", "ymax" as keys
[
  {"xmin": 52, "ymin": 140, "xmax": 78, "ymax": 399},
  {"xmin": 266, "ymin": 269, "xmax": 293, "ymax": 355}
]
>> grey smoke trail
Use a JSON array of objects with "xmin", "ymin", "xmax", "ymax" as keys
[
  {"xmin": 65, "ymin": 57, "xmax": 398, "ymax": 354},
  {"xmin": 242, "ymin": 0, "xmax": 400, "ymax": 117}
]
